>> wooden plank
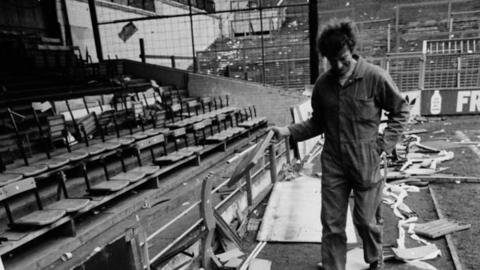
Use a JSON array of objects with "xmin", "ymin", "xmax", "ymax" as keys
[
  {"xmin": 431, "ymin": 223, "xmax": 471, "ymax": 238},
  {"xmin": 216, "ymin": 248, "xmax": 243, "ymax": 263},
  {"xmin": 48, "ymin": 116, "xmax": 65, "ymax": 126},
  {"xmin": 227, "ymin": 131, "xmax": 274, "ymax": 187},
  {"xmin": 200, "ymin": 174, "xmax": 221, "ymax": 269},
  {"xmin": 429, "ymin": 186, "xmax": 463, "ymax": 270},
  {"xmin": 172, "ymin": 128, "xmax": 186, "ymax": 137},
  {"xmin": 0, "ymin": 178, "xmax": 36, "ymax": 200},
  {"xmin": 415, "ymin": 219, "xmax": 471, "ymax": 239},
  {"xmin": 0, "ymin": 174, "xmax": 23, "ymax": 187},
  {"xmin": 213, "ymin": 210, "xmax": 242, "ymax": 249},
  {"xmin": 135, "ymin": 134, "xmax": 164, "ymax": 150},
  {"xmin": 248, "ymin": 258, "xmax": 271, "ymax": 270},
  {"xmin": 257, "ymin": 176, "xmax": 357, "ymax": 243}
]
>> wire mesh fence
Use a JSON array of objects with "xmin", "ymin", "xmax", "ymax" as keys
[
  {"xmin": 195, "ymin": 2, "xmax": 310, "ymax": 90},
  {"xmin": 90, "ymin": 0, "xmax": 480, "ymax": 92}
]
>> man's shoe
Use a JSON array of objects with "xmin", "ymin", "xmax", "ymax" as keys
[{"xmin": 369, "ymin": 260, "xmax": 384, "ymax": 270}]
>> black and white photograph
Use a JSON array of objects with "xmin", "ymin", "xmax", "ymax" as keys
[{"xmin": 0, "ymin": 0, "xmax": 479, "ymax": 269}]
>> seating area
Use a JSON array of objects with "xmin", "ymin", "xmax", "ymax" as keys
[{"xmin": 0, "ymin": 66, "xmax": 268, "ymax": 262}]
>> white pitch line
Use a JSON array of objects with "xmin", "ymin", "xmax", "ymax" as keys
[{"xmin": 455, "ymin": 131, "xmax": 480, "ymax": 160}]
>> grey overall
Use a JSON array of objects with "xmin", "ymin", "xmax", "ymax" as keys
[{"xmin": 289, "ymin": 56, "xmax": 409, "ymax": 270}]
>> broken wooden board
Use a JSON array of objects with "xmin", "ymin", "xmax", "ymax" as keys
[
  {"xmin": 403, "ymin": 167, "xmax": 449, "ymax": 176},
  {"xmin": 216, "ymin": 248, "xmax": 244, "ymax": 264},
  {"xmin": 413, "ymin": 219, "xmax": 471, "ymax": 239},
  {"xmin": 420, "ymin": 140, "xmax": 465, "ymax": 150},
  {"xmin": 257, "ymin": 176, "xmax": 357, "ymax": 243},
  {"xmin": 223, "ymin": 257, "xmax": 243, "ymax": 269},
  {"xmin": 227, "ymin": 131, "xmax": 274, "ymax": 187},
  {"xmin": 247, "ymin": 218, "xmax": 261, "ymax": 232},
  {"xmin": 214, "ymin": 210, "xmax": 242, "ymax": 249},
  {"xmin": 248, "ymin": 258, "xmax": 272, "ymax": 270}
]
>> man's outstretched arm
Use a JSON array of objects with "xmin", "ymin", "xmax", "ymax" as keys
[{"xmin": 287, "ymin": 88, "xmax": 324, "ymax": 142}]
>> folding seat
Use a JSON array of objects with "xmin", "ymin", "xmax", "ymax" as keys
[
  {"xmin": 77, "ymin": 113, "xmax": 111, "ymax": 155},
  {"xmin": 183, "ymin": 99, "xmax": 201, "ymax": 118},
  {"xmin": 46, "ymin": 115, "xmax": 89, "ymax": 162},
  {"xmin": 213, "ymin": 113, "xmax": 228, "ymax": 132},
  {"xmin": 109, "ymin": 134, "xmax": 165, "ymax": 183},
  {"xmin": 43, "ymin": 171, "xmax": 90, "ymax": 213},
  {"xmin": 0, "ymin": 173, "xmax": 23, "ymax": 187},
  {"xmin": 154, "ymin": 128, "xmax": 196, "ymax": 164},
  {"xmin": 149, "ymin": 109, "xmax": 172, "ymax": 136},
  {"xmin": 30, "ymin": 110, "xmax": 72, "ymax": 169},
  {"xmin": 3, "ymin": 109, "xmax": 49, "ymax": 177},
  {"xmin": 0, "ymin": 178, "xmax": 66, "ymax": 228},
  {"xmin": 238, "ymin": 106, "xmax": 267, "ymax": 129},
  {"xmin": 200, "ymin": 96, "xmax": 213, "ymax": 114},
  {"xmin": 95, "ymin": 109, "xmax": 135, "ymax": 147}
]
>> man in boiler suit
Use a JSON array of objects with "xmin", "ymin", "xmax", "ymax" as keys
[{"xmin": 270, "ymin": 19, "xmax": 409, "ymax": 270}]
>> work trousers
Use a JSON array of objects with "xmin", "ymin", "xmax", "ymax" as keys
[{"xmin": 320, "ymin": 151, "xmax": 384, "ymax": 270}]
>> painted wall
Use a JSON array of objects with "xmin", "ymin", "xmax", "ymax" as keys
[
  {"xmin": 65, "ymin": 0, "xmax": 221, "ymax": 68},
  {"xmin": 421, "ymin": 88, "xmax": 480, "ymax": 116}
]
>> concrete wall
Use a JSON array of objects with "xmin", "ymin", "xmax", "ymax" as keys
[
  {"xmin": 188, "ymin": 73, "xmax": 305, "ymax": 125},
  {"xmin": 123, "ymin": 59, "xmax": 304, "ymax": 125},
  {"xmin": 123, "ymin": 59, "xmax": 188, "ymax": 89},
  {"xmin": 64, "ymin": 0, "xmax": 222, "ymax": 68}
]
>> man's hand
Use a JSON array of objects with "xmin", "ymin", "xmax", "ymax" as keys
[{"xmin": 268, "ymin": 126, "xmax": 290, "ymax": 140}]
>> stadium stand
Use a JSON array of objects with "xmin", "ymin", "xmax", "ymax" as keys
[{"xmin": 0, "ymin": 39, "xmax": 270, "ymax": 267}]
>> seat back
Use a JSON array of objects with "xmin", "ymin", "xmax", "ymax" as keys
[
  {"xmin": 169, "ymin": 103, "xmax": 183, "ymax": 122},
  {"xmin": 172, "ymin": 127, "xmax": 187, "ymax": 150},
  {"xmin": 47, "ymin": 114, "xmax": 70, "ymax": 152},
  {"xmin": 192, "ymin": 121, "xmax": 206, "ymax": 145},
  {"xmin": 200, "ymin": 97, "xmax": 213, "ymax": 113},
  {"xmin": 0, "ymin": 178, "xmax": 36, "ymax": 201},
  {"xmin": 186, "ymin": 100, "xmax": 200, "ymax": 116},
  {"xmin": 151, "ymin": 110, "xmax": 167, "ymax": 128},
  {"xmin": 79, "ymin": 112, "xmax": 101, "ymax": 145},
  {"xmin": 97, "ymin": 110, "xmax": 116, "ymax": 136},
  {"xmin": 48, "ymin": 115, "xmax": 67, "ymax": 143},
  {"xmin": 136, "ymin": 134, "xmax": 165, "ymax": 151}
]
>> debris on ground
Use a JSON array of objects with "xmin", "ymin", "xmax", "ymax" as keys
[
  {"xmin": 407, "ymin": 219, "xmax": 471, "ymax": 239},
  {"xmin": 379, "ymin": 127, "xmax": 474, "ymax": 267}
]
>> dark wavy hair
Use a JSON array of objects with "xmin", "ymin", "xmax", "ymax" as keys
[{"xmin": 317, "ymin": 19, "xmax": 357, "ymax": 58}]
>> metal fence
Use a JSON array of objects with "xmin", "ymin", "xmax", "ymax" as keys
[
  {"xmin": 85, "ymin": 0, "xmax": 480, "ymax": 91},
  {"xmin": 91, "ymin": 0, "xmax": 311, "ymax": 90},
  {"xmin": 367, "ymin": 41, "xmax": 480, "ymax": 92}
]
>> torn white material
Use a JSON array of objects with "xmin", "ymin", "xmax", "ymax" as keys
[{"xmin": 383, "ymin": 184, "xmax": 441, "ymax": 262}]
